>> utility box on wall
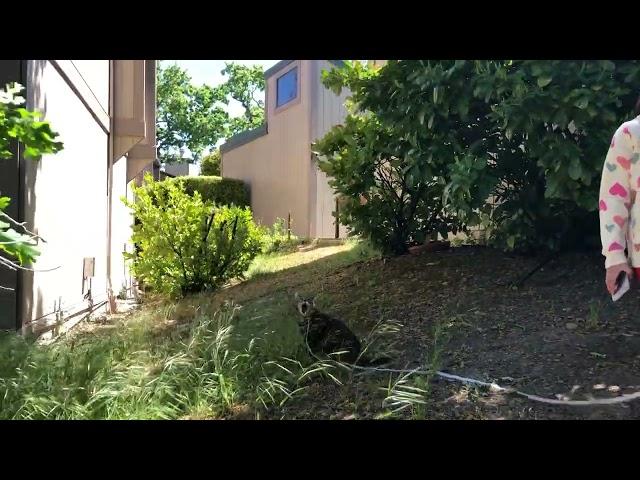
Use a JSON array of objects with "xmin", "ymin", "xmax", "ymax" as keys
[{"xmin": 82, "ymin": 257, "xmax": 95, "ymax": 295}]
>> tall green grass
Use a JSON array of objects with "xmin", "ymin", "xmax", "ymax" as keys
[
  {"xmin": 0, "ymin": 239, "xmax": 385, "ymax": 420},
  {"xmin": 0, "ymin": 302, "xmax": 343, "ymax": 420}
]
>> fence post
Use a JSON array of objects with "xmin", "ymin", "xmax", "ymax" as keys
[{"xmin": 335, "ymin": 198, "xmax": 340, "ymax": 239}]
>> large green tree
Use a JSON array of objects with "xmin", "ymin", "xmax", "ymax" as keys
[
  {"xmin": 156, "ymin": 62, "xmax": 267, "ymax": 165},
  {"xmin": 218, "ymin": 62, "xmax": 265, "ymax": 136},
  {"xmin": 156, "ymin": 63, "xmax": 228, "ymax": 163}
]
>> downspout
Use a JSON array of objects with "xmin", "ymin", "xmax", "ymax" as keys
[{"xmin": 106, "ymin": 60, "xmax": 116, "ymax": 313}]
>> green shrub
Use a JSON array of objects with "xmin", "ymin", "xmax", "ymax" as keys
[
  {"xmin": 321, "ymin": 60, "xmax": 640, "ymax": 254},
  {"xmin": 260, "ymin": 218, "xmax": 300, "ymax": 254},
  {"xmin": 124, "ymin": 174, "xmax": 262, "ymax": 297},
  {"xmin": 165, "ymin": 175, "xmax": 249, "ymax": 208},
  {"xmin": 314, "ymin": 112, "xmax": 461, "ymax": 256},
  {"xmin": 200, "ymin": 150, "xmax": 221, "ymax": 176}
]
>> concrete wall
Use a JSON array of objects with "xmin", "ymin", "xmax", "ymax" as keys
[
  {"xmin": 223, "ymin": 60, "xmax": 313, "ymax": 237},
  {"xmin": 20, "ymin": 60, "xmax": 111, "ymax": 333},
  {"xmin": 164, "ymin": 161, "xmax": 200, "ymax": 177}
]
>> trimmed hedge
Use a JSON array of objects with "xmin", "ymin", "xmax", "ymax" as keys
[{"xmin": 164, "ymin": 176, "xmax": 250, "ymax": 208}]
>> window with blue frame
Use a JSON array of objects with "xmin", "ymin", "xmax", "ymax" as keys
[{"xmin": 276, "ymin": 67, "xmax": 298, "ymax": 108}]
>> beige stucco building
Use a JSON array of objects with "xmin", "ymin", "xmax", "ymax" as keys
[
  {"xmin": 221, "ymin": 60, "xmax": 357, "ymax": 239},
  {"xmin": 0, "ymin": 60, "xmax": 157, "ymax": 333}
]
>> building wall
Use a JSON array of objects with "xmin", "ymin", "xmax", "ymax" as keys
[
  {"xmin": 0, "ymin": 59, "xmax": 155, "ymax": 333},
  {"xmin": 310, "ymin": 60, "xmax": 350, "ymax": 239},
  {"xmin": 20, "ymin": 60, "xmax": 111, "ymax": 333},
  {"xmin": 164, "ymin": 161, "xmax": 200, "ymax": 177},
  {"xmin": 223, "ymin": 60, "xmax": 313, "ymax": 237},
  {"xmin": 110, "ymin": 157, "xmax": 134, "ymax": 298},
  {"xmin": 223, "ymin": 60, "xmax": 353, "ymax": 239}
]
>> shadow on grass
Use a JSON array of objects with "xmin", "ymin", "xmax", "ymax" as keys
[{"xmin": 172, "ymin": 241, "xmax": 381, "ymax": 359}]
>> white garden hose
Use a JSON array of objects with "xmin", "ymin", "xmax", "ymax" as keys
[{"xmin": 353, "ymin": 364, "xmax": 640, "ymax": 406}]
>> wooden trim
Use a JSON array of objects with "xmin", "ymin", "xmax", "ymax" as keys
[
  {"xmin": 114, "ymin": 118, "xmax": 146, "ymax": 137},
  {"xmin": 220, "ymin": 123, "xmax": 268, "ymax": 154},
  {"xmin": 128, "ymin": 144, "xmax": 156, "ymax": 159},
  {"xmin": 112, "ymin": 60, "xmax": 147, "ymax": 161},
  {"xmin": 124, "ymin": 60, "xmax": 156, "ymax": 182},
  {"xmin": 126, "ymin": 155, "xmax": 154, "ymax": 183},
  {"xmin": 264, "ymin": 60, "xmax": 295, "ymax": 80},
  {"xmin": 50, "ymin": 60, "xmax": 110, "ymax": 134}
]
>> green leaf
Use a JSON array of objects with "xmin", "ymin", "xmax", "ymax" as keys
[
  {"xmin": 537, "ymin": 76, "xmax": 552, "ymax": 87},
  {"xmin": 0, "ymin": 227, "xmax": 40, "ymax": 265},
  {"xmin": 418, "ymin": 108, "xmax": 426, "ymax": 125},
  {"xmin": 574, "ymin": 95, "xmax": 590, "ymax": 109},
  {"xmin": 457, "ymin": 98, "xmax": 469, "ymax": 118},
  {"xmin": 530, "ymin": 64, "xmax": 544, "ymax": 76},
  {"xmin": 0, "ymin": 197, "xmax": 10, "ymax": 210},
  {"xmin": 568, "ymin": 158, "xmax": 582, "ymax": 181}
]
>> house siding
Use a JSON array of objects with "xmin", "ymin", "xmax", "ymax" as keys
[
  {"xmin": 20, "ymin": 60, "xmax": 111, "ymax": 334},
  {"xmin": 222, "ymin": 60, "xmax": 349, "ymax": 239},
  {"xmin": 310, "ymin": 60, "xmax": 350, "ymax": 239},
  {"xmin": 0, "ymin": 60, "xmax": 155, "ymax": 334},
  {"xmin": 223, "ymin": 60, "xmax": 312, "ymax": 237}
]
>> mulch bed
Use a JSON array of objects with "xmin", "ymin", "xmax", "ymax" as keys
[{"xmin": 265, "ymin": 245, "xmax": 640, "ymax": 420}]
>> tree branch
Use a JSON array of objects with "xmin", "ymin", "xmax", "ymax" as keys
[
  {"xmin": 0, "ymin": 255, "xmax": 61, "ymax": 272},
  {"xmin": 0, "ymin": 211, "xmax": 45, "ymax": 242}
]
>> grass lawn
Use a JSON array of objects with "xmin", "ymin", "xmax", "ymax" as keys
[{"xmin": 3, "ymin": 240, "xmax": 640, "ymax": 420}]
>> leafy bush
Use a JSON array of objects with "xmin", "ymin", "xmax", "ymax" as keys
[
  {"xmin": 164, "ymin": 175, "xmax": 249, "ymax": 208},
  {"xmin": 319, "ymin": 60, "xmax": 640, "ymax": 254},
  {"xmin": 124, "ymin": 174, "xmax": 262, "ymax": 297},
  {"xmin": 260, "ymin": 218, "xmax": 300, "ymax": 254},
  {"xmin": 314, "ymin": 67, "xmax": 461, "ymax": 255},
  {"xmin": 470, "ymin": 60, "xmax": 640, "ymax": 252},
  {"xmin": 200, "ymin": 150, "xmax": 221, "ymax": 176}
]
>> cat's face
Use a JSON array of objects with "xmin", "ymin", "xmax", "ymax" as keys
[{"xmin": 295, "ymin": 293, "xmax": 315, "ymax": 317}]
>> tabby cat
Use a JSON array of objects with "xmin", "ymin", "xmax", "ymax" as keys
[{"xmin": 294, "ymin": 293, "xmax": 388, "ymax": 366}]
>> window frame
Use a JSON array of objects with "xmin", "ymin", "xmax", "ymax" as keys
[{"xmin": 273, "ymin": 63, "xmax": 301, "ymax": 114}]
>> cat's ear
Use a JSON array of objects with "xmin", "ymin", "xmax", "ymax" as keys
[
  {"xmin": 294, "ymin": 292, "xmax": 300, "ymax": 301},
  {"xmin": 311, "ymin": 296, "xmax": 316, "ymax": 306}
]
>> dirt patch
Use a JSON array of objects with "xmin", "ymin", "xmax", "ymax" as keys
[{"xmin": 261, "ymin": 246, "xmax": 640, "ymax": 419}]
